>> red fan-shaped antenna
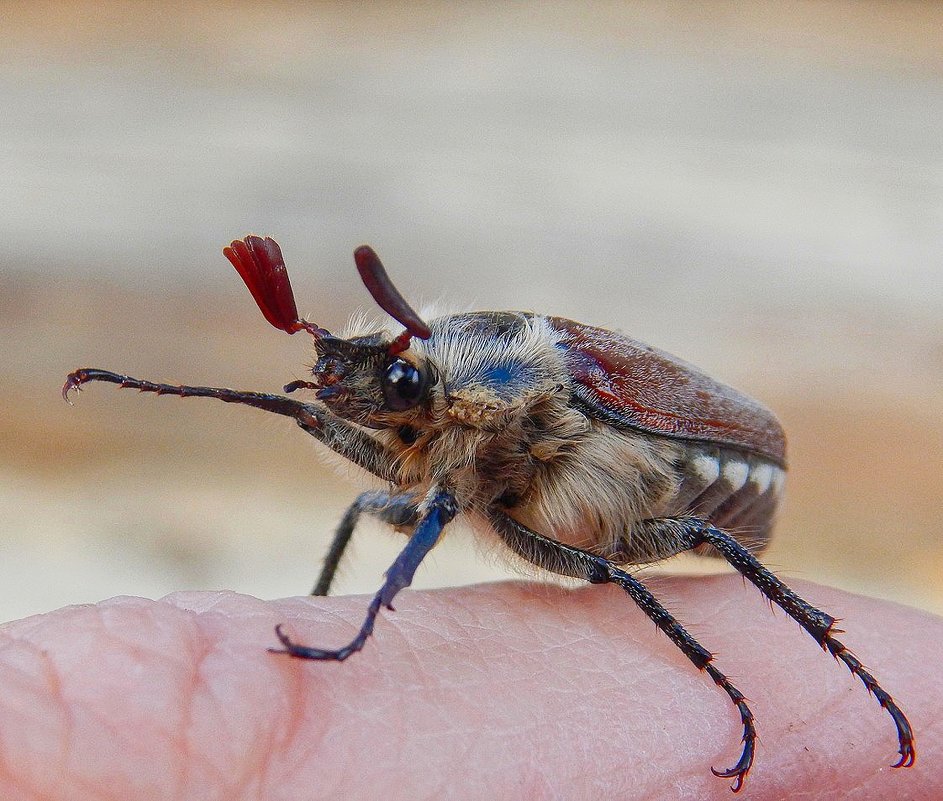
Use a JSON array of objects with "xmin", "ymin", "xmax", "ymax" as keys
[
  {"xmin": 354, "ymin": 245, "xmax": 431, "ymax": 354},
  {"xmin": 223, "ymin": 236, "xmax": 326, "ymax": 337}
]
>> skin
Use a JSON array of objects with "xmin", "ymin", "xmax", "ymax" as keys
[{"xmin": 0, "ymin": 576, "xmax": 939, "ymax": 801}]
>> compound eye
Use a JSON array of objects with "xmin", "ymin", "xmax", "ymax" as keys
[{"xmin": 382, "ymin": 359, "xmax": 427, "ymax": 411}]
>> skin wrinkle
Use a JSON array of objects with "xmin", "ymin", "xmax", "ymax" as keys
[
  {"xmin": 38, "ymin": 640, "xmax": 73, "ymax": 800},
  {"xmin": 176, "ymin": 613, "xmax": 212, "ymax": 800},
  {"xmin": 638, "ymin": 766, "xmax": 712, "ymax": 801},
  {"xmin": 275, "ymin": 598, "xmax": 430, "ymax": 787},
  {"xmin": 86, "ymin": 601, "xmax": 210, "ymax": 799},
  {"xmin": 649, "ymin": 685, "xmax": 732, "ymax": 793},
  {"xmin": 645, "ymin": 574, "xmax": 792, "ymax": 675},
  {"xmin": 591, "ymin": 590, "xmax": 754, "ymax": 795},
  {"xmin": 163, "ymin": 595, "xmax": 315, "ymax": 798},
  {"xmin": 0, "ymin": 779, "xmax": 39, "ymax": 801},
  {"xmin": 272, "ymin": 732, "xmax": 339, "ymax": 801},
  {"xmin": 453, "ymin": 597, "xmax": 640, "ymax": 797},
  {"xmin": 218, "ymin": 659, "xmax": 298, "ymax": 796},
  {"xmin": 38, "ymin": 640, "xmax": 72, "ymax": 783},
  {"xmin": 208, "ymin": 653, "xmax": 275, "ymax": 800},
  {"xmin": 259, "ymin": 642, "xmax": 310, "ymax": 799},
  {"xmin": 74, "ymin": 681, "xmax": 179, "ymax": 799},
  {"xmin": 415, "ymin": 770, "xmax": 449, "ymax": 801},
  {"xmin": 370, "ymin": 636, "xmax": 416, "ymax": 768},
  {"xmin": 255, "ymin": 614, "xmax": 342, "ymax": 798},
  {"xmin": 551, "ymin": 713, "xmax": 623, "ymax": 797},
  {"xmin": 438, "ymin": 601, "xmax": 504, "ymax": 675},
  {"xmin": 96, "ymin": 600, "xmax": 196, "ymax": 679},
  {"xmin": 96, "ymin": 602, "xmax": 206, "ymax": 793},
  {"xmin": 473, "ymin": 725, "xmax": 549, "ymax": 798}
]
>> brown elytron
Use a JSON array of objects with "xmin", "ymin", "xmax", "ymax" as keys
[{"xmin": 552, "ymin": 317, "xmax": 786, "ymax": 464}]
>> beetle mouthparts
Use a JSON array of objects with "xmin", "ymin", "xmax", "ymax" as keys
[{"xmin": 224, "ymin": 235, "xmax": 329, "ymax": 338}]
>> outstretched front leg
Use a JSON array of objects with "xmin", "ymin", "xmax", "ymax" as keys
[
  {"xmin": 488, "ymin": 510, "xmax": 756, "ymax": 792},
  {"xmin": 275, "ymin": 488, "xmax": 457, "ymax": 661},
  {"xmin": 62, "ymin": 368, "xmax": 399, "ymax": 482}
]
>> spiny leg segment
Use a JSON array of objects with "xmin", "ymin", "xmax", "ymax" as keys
[
  {"xmin": 489, "ymin": 510, "xmax": 756, "ymax": 792},
  {"xmin": 63, "ymin": 368, "xmax": 318, "ymax": 418},
  {"xmin": 62, "ymin": 368, "xmax": 399, "ymax": 482},
  {"xmin": 630, "ymin": 517, "xmax": 916, "ymax": 770}
]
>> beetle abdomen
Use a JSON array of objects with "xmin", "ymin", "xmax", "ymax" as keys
[{"xmin": 673, "ymin": 445, "xmax": 785, "ymax": 556}]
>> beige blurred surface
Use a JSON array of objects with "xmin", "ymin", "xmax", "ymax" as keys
[{"xmin": 1, "ymin": 1, "xmax": 941, "ymax": 622}]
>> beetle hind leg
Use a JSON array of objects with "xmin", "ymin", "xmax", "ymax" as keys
[
  {"xmin": 490, "ymin": 510, "xmax": 757, "ymax": 791},
  {"xmin": 605, "ymin": 564, "xmax": 756, "ymax": 791},
  {"xmin": 630, "ymin": 517, "xmax": 916, "ymax": 769},
  {"xmin": 694, "ymin": 522, "xmax": 915, "ymax": 768}
]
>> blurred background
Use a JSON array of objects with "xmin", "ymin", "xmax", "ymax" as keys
[{"xmin": 1, "ymin": 1, "xmax": 941, "ymax": 622}]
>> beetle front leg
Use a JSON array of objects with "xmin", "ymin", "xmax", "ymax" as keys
[
  {"xmin": 630, "ymin": 517, "xmax": 916, "ymax": 770},
  {"xmin": 62, "ymin": 368, "xmax": 399, "ymax": 481},
  {"xmin": 275, "ymin": 489, "xmax": 457, "ymax": 661},
  {"xmin": 313, "ymin": 491, "xmax": 420, "ymax": 596},
  {"xmin": 488, "ymin": 510, "xmax": 756, "ymax": 792}
]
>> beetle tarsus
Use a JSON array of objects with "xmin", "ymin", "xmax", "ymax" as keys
[
  {"xmin": 270, "ymin": 618, "xmax": 374, "ymax": 662},
  {"xmin": 705, "ymin": 662, "xmax": 755, "ymax": 792},
  {"xmin": 823, "ymin": 637, "xmax": 916, "ymax": 768}
]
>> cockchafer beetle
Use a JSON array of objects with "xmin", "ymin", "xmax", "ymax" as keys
[{"xmin": 64, "ymin": 235, "xmax": 915, "ymax": 791}]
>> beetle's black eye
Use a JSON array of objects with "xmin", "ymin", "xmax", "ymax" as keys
[{"xmin": 382, "ymin": 359, "xmax": 427, "ymax": 411}]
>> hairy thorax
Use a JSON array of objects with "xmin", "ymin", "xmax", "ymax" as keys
[{"xmin": 367, "ymin": 311, "xmax": 685, "ymax": 559}]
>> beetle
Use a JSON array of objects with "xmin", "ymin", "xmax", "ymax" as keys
[{"xmin": 63, "ymin": 235, "xmax": 915, "ymax": 790}]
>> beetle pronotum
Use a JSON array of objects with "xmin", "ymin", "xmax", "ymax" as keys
[{"xmin": 64, "ymin": 235, "xmax": 915, "ymax": 790}]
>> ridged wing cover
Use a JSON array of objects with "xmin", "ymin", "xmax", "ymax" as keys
[{"xmin": 550, "ymin": 317, "xmax": 787, "ymax": 466}]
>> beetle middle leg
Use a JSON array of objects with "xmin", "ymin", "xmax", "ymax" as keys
[
  {"xmin": 488, "ymin": 510, "xmax": 757, "ymax": 791},
  {"xmin": 628, "ymin": 517, "xmax": 916, "ymax": 769},
  {"xmin": 274, "ymin": 489, "xmax": 457, "ymax": 662},
  {"xmin": 313, "ymin": 491, "xmax": 420, "ymax": 596}
]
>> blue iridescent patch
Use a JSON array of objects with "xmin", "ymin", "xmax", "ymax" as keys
[
  {"xmin": 481, "ymin": 365, "xmax": 516, "ymax": 385},
  {"xmin": 478, "ymin": 362, "xmax": 531, "ymax": 398}
]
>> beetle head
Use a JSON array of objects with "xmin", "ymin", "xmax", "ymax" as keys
[
  {"xmin": 297, "ymin": 331, "xmax": 435, "ymax": 427},
  {"xmin": 224, "ymin": 236, "xmax": 435, "ymax": 427}
]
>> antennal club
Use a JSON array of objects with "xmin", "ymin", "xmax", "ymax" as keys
[
  {"xmin": 224, "ymin": 236, "xmax": 328, "ymax": 338},
  {"xmin": 354, "ymin": 245, "xmax": 432, "ymax": 354}
]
